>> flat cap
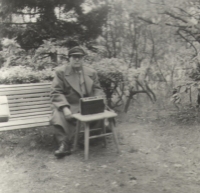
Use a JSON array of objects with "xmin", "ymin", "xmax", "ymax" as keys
[{"xmin": 68, "ymin": 46, "xmax": 86, "ymax": 56}]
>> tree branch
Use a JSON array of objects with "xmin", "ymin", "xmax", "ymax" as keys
[
  {"xmin": 131, "ymin": 90, "xmax": 147, "ymax": 95},
  {"xmin": 147, "ymin": 0, "xmax": 165, "ymax": 5},
  {"xmin": 138, "ymin": 16, "xmax": 158, "ymax": 25},
  {"xmin": 149, "ymin": 29, "xmax": 168, "ymax": 85},
  {"xmin": 165, "ymin": 23, "xmax": 187, "ymax": 28},
  {"xmin": 163, "ymin": 11, "xmax": 188, "ymax": 23},
  {"xmin": 176, "ymin": 29, "xmax": 198, "ymax": 58},
  {"xmin": 14, "ymin": 12, "xmax": 43, "ymax": 15},
  {"xmin": 174, "ymin": 7, "xmax": 192, "ymax": 17},
  {"xmin": 2, "ymin": 22, "xmax": 36, "ymax": 25},
  {"xmin": 144, "ymin": 80, "xmax": 157, "ymax": 101},
  {"xmin": 136, "ymin": 80, "xmax": 154, "ymax": 102}
]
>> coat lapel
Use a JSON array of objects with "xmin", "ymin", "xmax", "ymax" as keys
[
  {"xmin": 64, "ymin": 65, "xmax": 94, "ymax": 97},
  {"xmin": 65, "ymin": 66, "xmax": 83, "ymax": 97}
]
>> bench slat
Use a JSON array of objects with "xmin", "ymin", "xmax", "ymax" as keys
[
  {"xmin": 0, "ymin": 117, "xmax": 49, "ymax": 128},
  {"xmin": 0, "ymin": 88, "xmax": 50, "ymax": 96},
  {"xmin": 11, "ymin": 107, "xmax": 51, "ymax": 115},
  {"xmin": 10, "ymin": 114, "xmax": 51, "ymax": 121},
  {"xmin": 7, "ymin": 93, "xmax": 50, "ymax": 99},
  {"xmin": 0, "ymin": 117, "xmax": 50, "ymax": 127},
  {"xmin": 10, "ymin": 104, "xmax": 51, "ymax": 111},
  {"xmin": 0, "ymin": 85, "xmax": 51, "ymax": 92},
  {"xmin": 9, "ymin": 100, "xmax": 50, "ymax": 107},
  {"xmin": 10, "ymin": 111, "xmax": 51, "ymax": 118},
  {"xmin": 0, "ymin": 83, "xmax": 51, "ymax": 88},
  {"xmin": 0, "ymin": 122, "xmax": 50, "ymax": 131},
  {"xmin": 8, "ymin": 97, "xmax": 50, "ymax": 104}
]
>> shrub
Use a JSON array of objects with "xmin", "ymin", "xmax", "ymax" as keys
[
  {"xmin": 91, "ymin": 58, "xmax": 155, "ymax": 111},
  {"xmin": 0, "ymin": 66, "xmax": 54, "ymax": 84},
  {"xmin": 91, "ymin": 58, "xmax": 126, "ymax": 107},
  {"xmin": 0, "ymin": 58, "xmax": 154, "ymax": 113}
]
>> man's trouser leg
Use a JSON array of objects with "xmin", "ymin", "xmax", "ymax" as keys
[
  {"xmin": 54, "ymin": 125, "xmax": 69, "ymax": 145},
  {"xmin": 54, "ymin": 119, "xmax": 76, "ymax": 146}
]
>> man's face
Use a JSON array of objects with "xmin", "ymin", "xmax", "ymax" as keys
[{"xmin": 69, "ymin": 55, "xmax": 84, "ymax": 68}]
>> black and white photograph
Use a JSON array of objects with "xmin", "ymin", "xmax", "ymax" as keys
[{"xmin": 0, "ymin": 0, "xmax": 200, "ymax": 192}]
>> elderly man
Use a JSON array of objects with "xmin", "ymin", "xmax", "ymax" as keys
[{"xmin": 50, "ymin": 46, "xmax": 104, "ymax": 158}]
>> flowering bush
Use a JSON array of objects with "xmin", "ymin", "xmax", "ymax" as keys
[
  {"xmin": 0, "ymin": 38, "xmax": 69, "ymax": 70},
  {"xmin": 91, "ymin": 58, "xmax": 153, "ymax": 109},
  {"xmin": 0, "ymin": 66, "xmax": 54, "ymax": 84},
  {"xmin": 0, "ymin": 38, "xmax": 155, "ymax": 112},
  {"xmin": 91, "ymin": 58, "xmax": 126, "ymax": 106},
  {"xmin": 0, "ymin": 38, "xmax": 29, "ymax": 67}
]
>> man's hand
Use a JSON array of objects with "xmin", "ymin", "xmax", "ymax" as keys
[{"xmin": 62, "ymin": 106, "xmax": 72, "ymax": 120}]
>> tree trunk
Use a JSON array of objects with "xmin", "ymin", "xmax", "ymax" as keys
[
  {"xmin": 189, "ymin": 87, "xmax": 192, "ymax": 105},
  {"xmin": 50, "ymin": 52, "xmax": 57, "ymax": 62},
  {"xmin": 124, "ymin": 96, "xmax": 132, "ymax": 113}
]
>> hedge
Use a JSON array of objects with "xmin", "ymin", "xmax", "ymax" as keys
[{"xmin": 0, "ymin": 66, "xmax": 54, "ymax": 84}]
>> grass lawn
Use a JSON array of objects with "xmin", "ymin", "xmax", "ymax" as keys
[{"xmin": 1, "ymin": 110, "xmax": 200, "ymax": 193}]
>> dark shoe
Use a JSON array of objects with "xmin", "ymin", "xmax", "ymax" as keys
[{"xmin": 54, "ymin": 142, "xmax": 71, "ymax": 158}]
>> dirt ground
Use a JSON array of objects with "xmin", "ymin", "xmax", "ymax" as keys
[{"xmin": 1, "ymin": 109, "xmax": 200, "ymax": 193}]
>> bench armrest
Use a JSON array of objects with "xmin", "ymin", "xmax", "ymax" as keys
[{"xmin": 0, "ymin": 96, "xmax": 10, "ymax": 122}]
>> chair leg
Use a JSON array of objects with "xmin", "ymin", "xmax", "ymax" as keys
[
  {"xmin": 102, "ymin": 119, "xmax": 107, "ymax": 148},
  {"xmin": 73, "ymin": 121, "xmax": 80, "ymax": 152},
  {"xmin": 84, "ymin": 123, "xmax": 90, "ymax": 160},
  {"xmin": 109, "ymin": 120, "xmax": 120, "ymax": 153}
]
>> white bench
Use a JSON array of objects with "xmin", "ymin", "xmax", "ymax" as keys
[
  {"xmin": 0, "ymin": 83, "xmax": 51, "ymax": 131},
  {"xmin": 0, "ymin": 83, "xmax": 120, "ymax": 160}
]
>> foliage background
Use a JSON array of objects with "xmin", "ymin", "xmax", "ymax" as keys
[{"xmin": 1, "ymin": 0, "xmax": 200, "ymax": 112}]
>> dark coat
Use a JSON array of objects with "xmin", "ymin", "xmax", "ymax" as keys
[{"xmin": 50, "ymin": 65, "xmax": 103, "ymax": 130}]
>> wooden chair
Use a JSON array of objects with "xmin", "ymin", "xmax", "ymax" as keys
[{"xmin": 73, "ymin": 110, "xmax": 120, "ymax": 160}]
